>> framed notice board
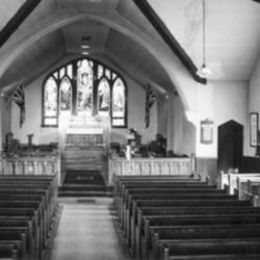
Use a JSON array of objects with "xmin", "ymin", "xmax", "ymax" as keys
[
  {"xmin": 200, "ymin": 119, "xmax": 214, "ymax": 144},
  {"xmin": 250, "ymin": 112, "xmax": 258, "ymax": 147}
]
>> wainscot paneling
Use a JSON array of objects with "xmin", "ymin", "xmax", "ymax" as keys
[{"xmin": 195, "ymin": 157, "xmax": 218, "ymax": 185}]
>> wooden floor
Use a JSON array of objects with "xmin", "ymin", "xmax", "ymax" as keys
[{"xmin": 44, "ymin": 197, "xmax": 132, "ymax": 260}]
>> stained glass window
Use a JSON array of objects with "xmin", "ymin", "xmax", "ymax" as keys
[
  {"xmin": 105, "ymin": 69, "xmax": 111, "ymax": 80},
  {"xmin": 112, "ymin": 78, "xmax": 126, "ymax": 127},
  {"xmin": 98, "ymin": 78, "xmax": 110, "ymax": 113},
  {"xmin": 59, "ymin": 68, "xmax": 65, "ymax": 79},
  {"xmin": 60, "ymin": 77, "xmax": 72, "ymax": 111},
  {"xmin": 42, "ymin": 58, "xmax": 127, "ymax": 128},
  {"xmin": 67, "ymin": 64, "xmax": 73, "ymax": 79},
  {"xmin": 43, "ymin": 77, "xmax": 58, "ymax": 126},
  {"xmin": 97, "ymin": 65, "xmax": 103, "ymax": 79},
  {"xmin": 77, "ymin": 59, "xmax": 93, "ymax": 114}
]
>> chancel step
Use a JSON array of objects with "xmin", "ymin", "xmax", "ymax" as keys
[{"xmin": 59, "ymin": 170, "xmax": 112, "ymax": 197}]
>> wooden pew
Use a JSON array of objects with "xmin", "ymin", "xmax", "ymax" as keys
[
  {"xmin": 0, "ymin": 227, "xmax": 34, "ymax": 259},
  {"xmin": 0, "ymin": 218, "xmax": 33, "ymax": 255},
  {"xmin": 0, "ymin": 176, "xmax": 58, "ymax": 226},
  {"xmin": 119, "ymin": 182, "xmax": 216, "ymax": 227},
  {"xmin": 126, "ymin": 194, "xmax": 254, "ymax": 253},
  {"xmin": 138, "ymin": 207, "xmax": 260, "ymax": 258},
  {"xmin": 115, "ymin": 175, "xmax": 240, "ymax": 253},
  {"xmin": 159, "ymin": 238, "xmax": 260, "ymax": 260},
  {"xmin": 126, "ymin": 198, "xmax": 253, "ymax": 256},
  {"xmin": 0, "ymin": 175, "xmax": 58, "ymax": 259},
  {"xmin": 239, "ymin": 179, "xmax": 260, "ymax": 204},
  {"xmin": 0, "ymin": 176, "xmax": 58, "ymax": 232},
  {"xmin": 125, "ymin": 191, "xmax": 237, "ymax": 247},
  {"xmin": 0, "ymin": 241, "xmax": 22, "ymax": 260},
  {"xmin": 114, "ymin": 175, "xmax": 202, "ymax": 212},
  {"xmin": 114, "ymin": 175, "xmax": 195, "ymax": 197},
  {"xmin": 149, "ymin": 223, "xmax": 260, "ymax": 260},
  {"xmin": 114, "ymin": 174, "xmax": 260, "ymax": 260},
  {"xmin": 0, "ymin": 182, "xmax": 53, "ymax": 237},
  {"xmin": 0, "ymin": 188, "xmax": 49, "ymax": 248},
  {"xmin": 0, "ymin": 231, "xmax": 27, "ymax": 260},
  {"xmin": 219, "ymin": 171, "xmax": 260, "ymax": 195},
  {"xmin": 141, "ymin": 212, "xmax": 260, "ymax": 260}
]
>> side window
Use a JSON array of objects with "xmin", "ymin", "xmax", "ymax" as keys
[
  {"xmin": 97, "ymin": 77, "xmax": 110, "ymax": 114},
  {"xmin": 42, "ymin": 77, "xmax": 58, "ymax": 127},
  {"xmin": 60, "ymin": 77, "xmax": 72, "ymax": 112},
  {"xmin": 112, "ymin": 78, "xmax": 127, "ymax": 128}
]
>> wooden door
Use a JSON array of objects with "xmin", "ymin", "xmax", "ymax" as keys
[{"xmin": 218, "ymin": 120, "xmax": 243, "ymax": 172}]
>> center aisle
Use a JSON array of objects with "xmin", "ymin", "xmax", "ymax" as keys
[{"xmin": 46, "ymin": 197, "xmax": 132, "ymax": 260}]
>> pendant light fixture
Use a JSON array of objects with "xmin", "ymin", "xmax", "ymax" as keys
[{"xmin": 197, "ymin": 0, "xmax": 212, "ymax": 78}]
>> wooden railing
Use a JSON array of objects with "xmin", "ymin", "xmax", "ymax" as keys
[
  {"xmin": 1, "ymin": 155, "xmax": 62, "ymax": 186},
  {"xmin": 108, "ymin": 157, "xmax": 195, "ymax": 186}
]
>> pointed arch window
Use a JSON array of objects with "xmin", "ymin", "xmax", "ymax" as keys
[
  {"xmin": 42, "ymin": 77, "xmax": 58, "ymax": 126},
  {"xmin": 98, "ymin": 78, "xmax": 110, "ymax": 114},
  {"xmin": 112, "ymin": 78, "xmax": 127, "ymax": 127},
  {"xmin": 77, "ymin": 59, "xmax": 93, "ymax": 114},
  {"xmin": 60, "ymin": 77, "xmax": 72, "ymax": 112},
  {"xmin": 42, "ymin": 58, "xmax": 127, "ymax": 128}
]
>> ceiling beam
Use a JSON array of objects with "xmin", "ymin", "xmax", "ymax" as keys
[
  {"xmin": 132, "ymin": 0, "xmax": 207, "ymax": 85},
  {"xmin": 0, "ymin": 0, "xmax": 42, "ymax": 48}
]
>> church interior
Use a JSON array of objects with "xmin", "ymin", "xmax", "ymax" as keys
[{"xmin": 1, "ymin": 0, "xmax": 260, "ymax": 259}]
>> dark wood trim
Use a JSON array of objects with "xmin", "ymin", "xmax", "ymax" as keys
[
  {"xmin": 0, "ymin": 0, "xmax": 42, "ymax": 48},
  {"xmin": 132, "ymin": 0, "xmax": 207, "ymax": 85},
  {"xmin": 241, "ymin": 156, "xmax": 260, "ymax": 172},
  {"xmin": 92, "ymin": 63, "xmax": 98, "ymax": 116}
]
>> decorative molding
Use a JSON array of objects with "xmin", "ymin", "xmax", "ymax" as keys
[
  {"xmin": 132, "ymin": 0, "xmax": 207, "ymax": 85},
  {"xmin": 0, "ymin": 0, "xmax": 42, "ymax": 48},
  {"xmin": 2, "ymin": 155, "xmax": 61, "ymax": 186}
]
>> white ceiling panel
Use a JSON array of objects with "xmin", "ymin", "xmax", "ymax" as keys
[{"xmin": 62, "ymin": 19, "xmax": 111, "ymax": 55}]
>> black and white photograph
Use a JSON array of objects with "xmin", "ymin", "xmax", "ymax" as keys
[{"xmin": 0, "ymin": 0, "xmax": 260, "ymax": 259}]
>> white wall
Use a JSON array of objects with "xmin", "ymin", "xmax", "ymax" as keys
[
  {"xmin": 171, "ymin": 94, "xmax": 196, "ymax": 155},
  {"xmin": 10, "ymin": 62, "xmax": 157, "ymax": 146},
  {"xmin": 110, "ymin": 76, "xmax": 157, "ymax": 145},
  {"xmin": 187, "ymin": 80, "xmax": 248, "ymax": 158},
  {"xmin": 212, "ymin": 80, "xmax": 248, "ymax": 156},
  {"xmin": 11, "ymin": 75, "xmax": 59, "ymax": 144},
  {"xmin": 248, "ymin": 57, "xmax": 260, "ymax": 156}
]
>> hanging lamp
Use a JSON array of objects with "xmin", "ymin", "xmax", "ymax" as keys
[{"xmin": 197, "ymin": 0, "xmax": 212, "ymax": 78}]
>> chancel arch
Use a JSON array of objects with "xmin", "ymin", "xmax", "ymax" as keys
[{"xmin": 0, "ymin": 11, "xmax": 195, "ymax": 115}]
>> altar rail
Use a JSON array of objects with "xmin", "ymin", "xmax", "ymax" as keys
[
  {"xmin": 219, "ymin": 171, "xmax": 260, "ymax": 205},
  {"xmin": 108, "ymin": 157, "xmax": 194, "ymax": 186},
  {"xmin": 1, "ymin": 155, "xmax": 61, "ymax": 186}
]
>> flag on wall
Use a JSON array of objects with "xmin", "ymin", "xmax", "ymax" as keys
[
  {"xmin": 12, "ymin": 81, "xmax": 25, "ymax": 127},
  {"xmin": 145, "ymin": 84, "xmax": 156, "ymax": 128}
]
